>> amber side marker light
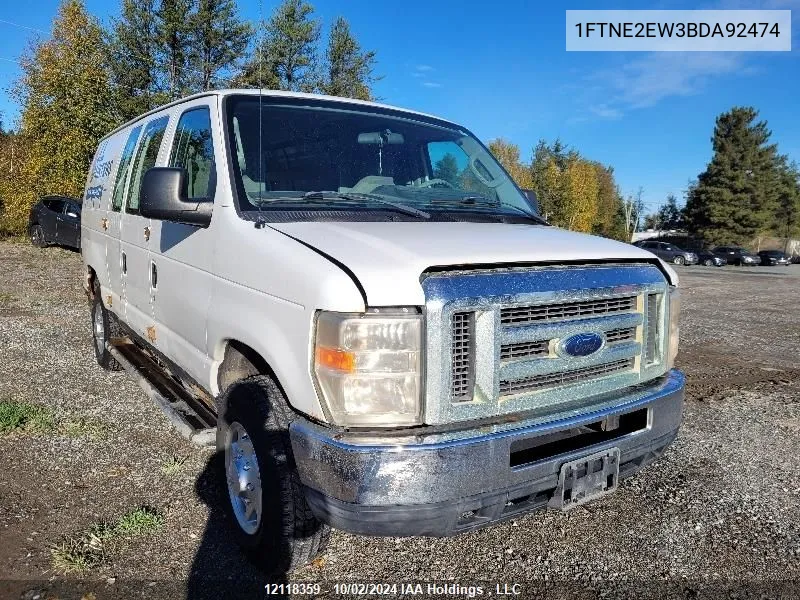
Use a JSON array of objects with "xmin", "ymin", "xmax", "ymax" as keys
[{"xmin": 315, "ymin": 346, "xmax": 356, "ymax": 373}]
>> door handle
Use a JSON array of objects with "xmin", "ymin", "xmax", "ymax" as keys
[
  {"xmin": 121, "ymin": 252, "xmax": 127, "ymax": 274},
  {"xmin": 144, "ymin": 226, "xmax": 151, "ymax": 241},
  {"xmin": 151, "ymin": 262, "xmax": 157, "ymax": 289}
]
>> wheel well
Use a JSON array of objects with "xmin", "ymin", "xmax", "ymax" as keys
[
  {"xmin": 86, "ymin": 266, "xmax": 98, "ymax": 300},
  {"xmin": 217, "ymin": 340, "xmax": 274, "ymax": 394}
]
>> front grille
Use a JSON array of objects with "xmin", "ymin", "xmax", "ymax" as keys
[
  {"xmin": 500, "ymin": 340, "xmax": 550, "ymax": 361},
  {"xmin": 500, "ymin": 296, "xmax": 636, "ymax": 326},
  {"xmin": 605, "ymin": 327, "xmax": 636, "ymax": 344},
  {"xmin": 450, "ymin": 311, "xmax": 475, "ymax": 401},
  {"xmin": 645, "ymin": 293, "xmax": 660, "ymax": 364},
  {"xmin": 499, "ymin": 358, "xmax": 635, "ymax": 396}
]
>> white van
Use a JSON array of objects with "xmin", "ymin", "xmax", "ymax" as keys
[{"xmin": 81, "ymin": 90, "xmax": 684, "ymax": 573}]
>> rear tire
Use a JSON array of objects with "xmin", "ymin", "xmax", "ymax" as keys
[
  {"xmin": 91, "ymin": 284, "xmax": 121, "ymax": 371},
  {"xmin": 216, "ymin": 375, "xmax": 329, "ymax": 576},
  {"xmin": 30, "ymin": 224, "xmax": 46, "ymax": 248}
]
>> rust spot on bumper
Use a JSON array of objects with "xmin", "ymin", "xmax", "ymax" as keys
[{"xmin": 146, "ymin": 326, "xmax": 157, "ymax": 343}]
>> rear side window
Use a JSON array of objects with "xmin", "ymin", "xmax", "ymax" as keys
[
  {"xmin": 126, "ymin": 116, "xmax": 170, "ymax": 214},
  {"xmin": 111, "ymin": 126, "xmax": 143, "ymax": 212},
  {"xmin": 49, "ymin": 199, "xmax": 67, "ymax": 213},
  {"xmin": 169, "ymin": 107, "xmax": 216, "ymax": 200}
]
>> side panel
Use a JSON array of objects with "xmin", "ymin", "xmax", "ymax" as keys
[
  {"xmin": 147, "ymin": 97, "xmax": 220, "ymax": 387},
  {"xmin": 82, "ymin": 136, "xmax": 124, "ymax": 303},
  {"xmin": 120, "ymin": 115, "xmax": 170, "ymax": 341}
]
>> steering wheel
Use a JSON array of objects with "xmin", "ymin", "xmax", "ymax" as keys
[{"xmin": 417, "ymin": 178, "xmax": 455, "ymax": 189}]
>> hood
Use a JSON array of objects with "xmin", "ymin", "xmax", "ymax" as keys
[{"xmin": 269, "ymin": 221, "xmax": 677, "ymax": 306}]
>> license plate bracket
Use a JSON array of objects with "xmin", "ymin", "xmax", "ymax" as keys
[{"xmin": 548, "ymin": 447, "xmax": 620, "ymax": 510}]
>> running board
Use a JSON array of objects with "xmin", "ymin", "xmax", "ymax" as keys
[{"xmin": 107, "ymin": 339, "xmax": 217, "ymax": 447}]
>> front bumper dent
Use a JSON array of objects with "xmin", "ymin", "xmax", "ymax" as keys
[{"xmin": 290, "ymin": 369, "xmax": 685, "ymax": 537}]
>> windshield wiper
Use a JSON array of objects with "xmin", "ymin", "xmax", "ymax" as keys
[
  {"xmin": 253, "ymin": 191, "xmax": 429, "ymax": 219},
  {"xmin": 300, "ymin": 191, "xmax": 430, "ymax": 219},
  {"xmin": 428, "ymin": 196, "xmax": 548, "ymax": 224}
]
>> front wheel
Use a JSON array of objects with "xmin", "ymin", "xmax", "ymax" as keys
[
  {"xmin": 217, "ymin": 375, "xmax": 329, "ymax": 575},
  {"xmin": 704, "ymin": 259, "xmax": 714, "ymax": 267},
  {"xmin": 673, "ymin": 255, "xmax": 685, "ymax": 266}
]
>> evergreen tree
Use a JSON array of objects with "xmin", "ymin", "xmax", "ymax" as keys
[
  {"xmin": 320, "ymin": 17, "xmax": 378, "ymax": 100},
  {"xmin": 191, "ymin": 0, "xmax": 251, "ymax": 91},
  {"xmin": 12, "ymin": 0, "xmax": 116, "ymax": 223},
  {"xmin": 773, "ymin": 158, "xmax": 800, "ymax": 244},
  {"xmin": 107, "ymin": 0, "xmax": 166, "ymax": 120},
  {"xmin": 157, "ymin": 0, "xmax": 194, "ymax": 98},
  {"xmin": 656, "ymin": 194, "xmax": 686, "ymax": 230},
  {"xmin": 685, "ymin": 106, "xmax": 781, "ymax": 245},
  {"xmin": 433, "ymin": 153, "xmax": 459, "ymax": 187},
  {"xmin": 241, "ymin": 0, "xmax": 320, "ymax": 91}
]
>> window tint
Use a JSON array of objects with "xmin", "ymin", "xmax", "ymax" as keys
[
  {"xmin": 49, "ymin": 199, "xmax": 67, "ymax": 213},
  {"xmin": 66, "ymin": 202, "xmax": 81, "ymax": 216},
  {"xmin": 169, "ymin": 107, "xmax": 215, "ymax": 200},
  {"xmin": 126, "ymin": 116, "xmax": 169, "ymax": 214},
  {"xmin": 112, "ymin": 126, "xmax": 143, "ymax": 212}
]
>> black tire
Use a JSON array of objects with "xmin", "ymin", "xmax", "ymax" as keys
[
  {"xmin": 704, "ymin": 259, "xmax": 713, "ymax": 267},
  {"xmin": 30, "ymin": 224, "xmax": 47, "ymax": 248},
  {"xmin": 216, "ymin": 375, "xmax": 329, "ymax": 575},
  {"xmin": 91, "ymin": 284, "xmax": 121, "ymax": 371},
  {"xmin": 673, "ymin": 255, "xmax": 685, "ymax": 266}
]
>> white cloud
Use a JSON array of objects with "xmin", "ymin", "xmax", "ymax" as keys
[
  {"xmin": 415, "ymin": 64, "xmax": 435, "ymax": 72},
  {"xmin": 422, "ymin": 81, "xmax": 442, "ymax": 88}
]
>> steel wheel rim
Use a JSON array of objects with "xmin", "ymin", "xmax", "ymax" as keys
[
  {"xmin": 704, "ymin": 259, "xmax": 713, "ymax": 266},
  {"xmin": 225, "ymin": 421, "xmax": 262, "ymax": 535},
  {"xmin": 93, "ymin": 302, "xmax": 105, "ymax": 355},
  {"xmin": 674, "ymin": 256, "xmax": 684, "ymax": 265}
]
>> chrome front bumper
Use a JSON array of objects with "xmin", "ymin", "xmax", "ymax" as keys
[{"xmin": 290, "ymin": 369, "xmax": 685, "ymax": 537}]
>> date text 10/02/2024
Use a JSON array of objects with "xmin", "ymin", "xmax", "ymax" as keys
[{"xmin": 263, "ymin": 582, "xmax": 526, "ymax": 596}]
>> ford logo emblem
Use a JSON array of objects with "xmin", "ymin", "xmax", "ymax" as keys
[{"xmin": 562, "ymin": 333, "xmax": 603, "ymax": 357}]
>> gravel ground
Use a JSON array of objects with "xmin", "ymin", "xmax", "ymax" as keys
[{"xmin": 1, "ymin": 242, "xmax": 799, "ymax": 600}]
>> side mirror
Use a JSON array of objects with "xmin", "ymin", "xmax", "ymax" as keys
[
  {"xmin": 140, "ymin": 167, "xmax": 212, "ymax": 227},
  {"xmin": 521, "ymin": 188, "xmax": 541, "ymax": 213}
]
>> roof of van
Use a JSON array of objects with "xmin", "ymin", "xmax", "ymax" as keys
[{"xmin": 100, "ymin": 89, "xmax": 452, "ymax": 142}]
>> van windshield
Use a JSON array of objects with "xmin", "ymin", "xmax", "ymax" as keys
[{"xmin": 225, "ymin": 95, "xmax": 540, "ymax": 221}]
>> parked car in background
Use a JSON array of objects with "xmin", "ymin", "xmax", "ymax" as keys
[
  {"xmin": 28, "ymin": 196, "xmax": 82, "ymax": 250},
  {"xmin": 712, "ymin": 246, "xmax": 759, "ymax": 266},
  {"xmin": 633, "ymin": 240, "xmax": 698, "ymax": 265},
  {"xmin": 695, "ymin": 249, "xmax": 727, "ymax": 267},
  {"xmin": 757, "ymin": 250, "xmax": 791, "ymax": 266}
]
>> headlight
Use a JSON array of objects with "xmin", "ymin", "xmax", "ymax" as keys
[
  {"xmin": 313, "ymin": 309, "xmax": 422, "ymax": 427},
  {"xmin": 667, "ymin": 287, "xmax": 680, "ymax": 369}
]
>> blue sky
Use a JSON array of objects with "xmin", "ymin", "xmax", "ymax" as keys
[{"xmin": 1, "ymin": 0, "xmax": 798, "ymax": 214}]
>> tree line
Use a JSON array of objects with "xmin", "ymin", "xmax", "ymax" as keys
[
  {"xmin": 644, "ymin": 106, "xmax": 800, "ymax": 249},
  {"xmin": 0, "ymin": 0, "xmax": 379, "ymax": 235},
  {"xmin": 485, "ymin": 138, "xmax": 632, "ymax": 241}
]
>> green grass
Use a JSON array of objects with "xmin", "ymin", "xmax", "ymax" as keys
[
  {"xmin": 0, "ymin": 401, "xmax": 110, "ymax": 438},
  {"xmin": 161, "ymin": 455, "xmax": 188, "ymax": 476},
  {"xmin": 51, "ymin": 507, "xmax": 164, "ymax": 575},
  {"xmin": 0, "ymin": 401, "xmax": 55, "ymax": 433},
  {"xmin": 0, "ymin": 292, "xmax": 14, "ymax": 306}
]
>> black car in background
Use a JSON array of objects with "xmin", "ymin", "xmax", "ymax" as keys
[
  {"xmin": 758, "ymin": 250, "xmax": 791, "ymax": 266},
  {"xmin": 633, "ymin": 240, "xmax": 698, "ymax": 265},
  {"xmin": 28, "ymin": 195, "xmax": 82, "ymax": 250},
  {"xmin": 712, "ymin": 246, "xmax": 760, "ymax": 266},
  {"xmin": 695, "ymin": 249, "xmax": 727, "ymax": 267}
]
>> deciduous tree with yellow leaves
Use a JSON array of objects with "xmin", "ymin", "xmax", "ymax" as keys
[{"xmin": 3, "ymin": 0, "xmax": 117, "ymax": 235}]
